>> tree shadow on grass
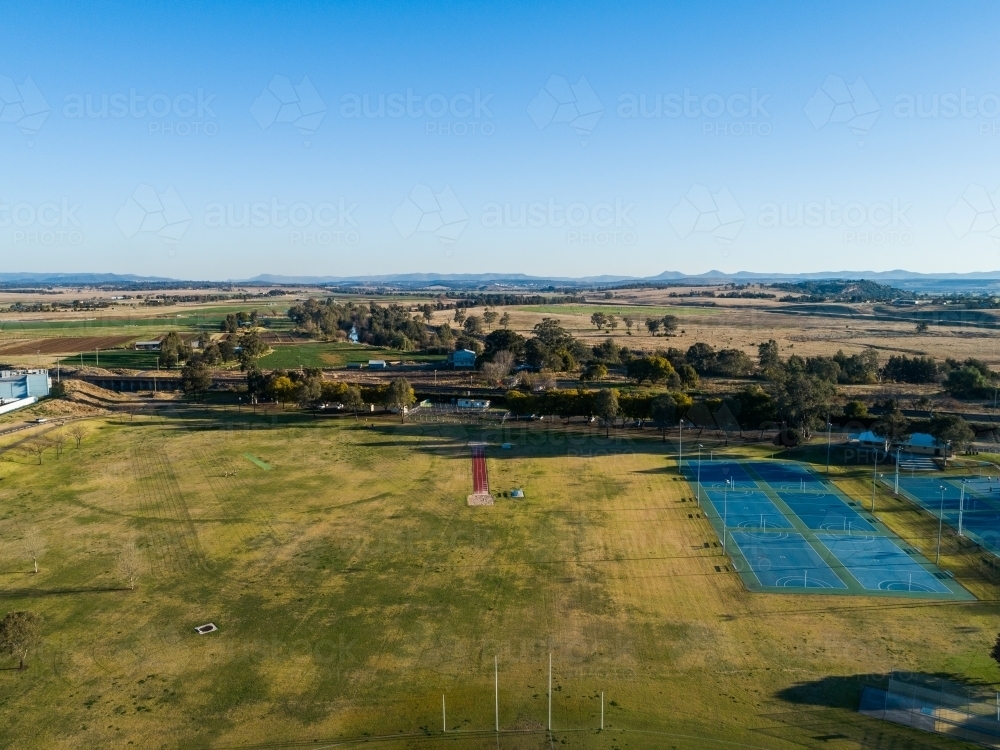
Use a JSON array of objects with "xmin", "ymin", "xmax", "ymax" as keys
[{"xmin": 0, "ymin": 586, "xmax": 129, "ymax": 598}]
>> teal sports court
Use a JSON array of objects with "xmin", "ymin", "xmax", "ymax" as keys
[
  {"xmin": 680, "ymin": 459, "xmax": 972, "ymax": 599},
  {"xmin": 891, "ymin": 474, "xmax": 1000, "ymax": 556}
]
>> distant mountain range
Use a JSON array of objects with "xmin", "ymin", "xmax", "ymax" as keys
[
  {"xmin": 0, "ymin": 273, "xmax": 174, "ymax": 284},
  {"xmin": 3, "ymin": 270, "xmax": 1000, "ymax": 291}
]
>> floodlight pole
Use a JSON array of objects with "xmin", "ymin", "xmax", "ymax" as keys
[
  {"xmin": 548, "ymin": 653, "xmax": 552, "ymax": 732},
  {"xmin": 894, "ymin": 447, "xmax": 900, "ymax": 495},
  {"xmin": 826, "ymin": 419, "xmax": 832, "ymax": 475},
  {"xmin": 494, "ymin": 655, "xmax": 499, "ymax": 733},
  {"xmin": 936, "ymin": 486, "xmax": 945, "ymax": 564},
  {"xmin": 697, "ymin": 444, "xmax": 703, "ymax": 507},
  {"xmin": 442, "ymin": 694, "xmax": 446, "ymax": 732},
  {"xmin": 723, "ymin": 479, "xmax": 731, "ymax": 554},
  {"xmin": 959, "ymin": 481, "xmax": 965, "ymax": 537},
  {"xmin": 678, "ymin": 419, "xmax": 683, "ymax": 474},
  {"xmin": 601, "ymin": 691, "xmax": 604, "ymax": 730},
  {"xmin": 871, "ymin": 451, "xmax": 879, "ymax": 514}
]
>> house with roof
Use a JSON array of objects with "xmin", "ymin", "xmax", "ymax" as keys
[{"xmin": 448, "ymin": 349, "xmax": 477, "ymax": 368}]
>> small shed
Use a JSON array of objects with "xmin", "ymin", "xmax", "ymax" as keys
[
  {"xmin": 457, "ymin": 398, "xmax": 490, "ymax": 410},
  {"xmin": 134, "ymin": 340, "xmax": 161, "ymax": 351}
]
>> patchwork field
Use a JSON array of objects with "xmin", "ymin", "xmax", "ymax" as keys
[
  {"xmin": 1, "ymin": 412, "xmax": 998, "ymax": 749},
  {"xmin": 0, "ymin": 336, "xmax": 138, "ymax": 356}
]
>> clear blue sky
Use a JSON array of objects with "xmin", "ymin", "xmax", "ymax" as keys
[{"xmin": 2, "ymin": 1, "xmax": 1000, "ymax": 279}]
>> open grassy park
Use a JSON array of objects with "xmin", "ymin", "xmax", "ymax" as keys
[{"xmin": 2, "ymin": 409, "xmax": 999, "ymax": 749}]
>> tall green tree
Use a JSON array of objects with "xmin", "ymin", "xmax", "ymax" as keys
[
  {"xmin": 386, "ymin": 378, "xmax": 416, "ymax": 423},
  {"xmin": 181, "ymin": 355, "xmax": 212, "ymax": 399},
  {"xmin": 595, "ymin": 388, "xmax": 620, "ymax": 438},
  {"xmin": 929, "ymin": 414, "xmax": 975, "ymax": 451},
  {"xmin": 238, "ymin": 330, "xmax": 267, "ymax": 371},
  {"xmin": 873, "ymin": 409, "xmax": 911, "ymax": 444},
  {"xmin": 650, "ymin": 394, "xmax": 677, "ymax": 442},
  {"xmin": 343, "ymin": 385, "xmax": 365, "ymax": 421},
  {"xmin": 774, "ymin": 372, "xmax": 836, "ymax": 435},
  {"xmin": 158, "ymin": 331, "xmax": 190, "ymax": 369}
]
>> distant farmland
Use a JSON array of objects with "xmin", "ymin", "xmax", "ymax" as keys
[
  {"xmin": 0, "ymin": 335, "xmax": 136, "ymax": 355},
  {"xmin": 259, "ymin": 342, "xmax": 446, "ymax": 369}
]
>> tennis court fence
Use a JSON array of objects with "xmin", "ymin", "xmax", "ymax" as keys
[{"xmin": 860, "ymin": 672, "xmax": 1000, "ymax": 747}]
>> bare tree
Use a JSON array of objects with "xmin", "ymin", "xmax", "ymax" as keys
[
  {"xmin": 21, "ymin": 528, "xmax": 44, "ymax": 574},
  {"xmin": 68, "ymin": 423, "xmax": 87, "ymax": 449},
  {"xmin": 22, "ymin": 439, "xmax": 48, "ymax": 465},
  {"xmin": 481, "ymin": 351, "xmax": 515, "ymax": 387},
  {"xmin": 50, "ymin": 432, "xmax": 66, "ymax": 458},
  {"xmin": 116, "ymin": 541, "xmax": 141, "ymax": 590}
]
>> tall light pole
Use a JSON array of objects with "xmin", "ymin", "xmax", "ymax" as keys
[
  {"xmin": 936, "ymin": 485, "xmax": 945, "ymax": 564},
  {"xmin": 894, "ymin": 446, "xmax": 900, "ymax": 495},
  {"xmin": 826, "ymin": 418, "xmax": 832, "ymax": 475},
  {"xmin": 871, "ymin": 449, "xmax": 879, "ymax": 513},
  {"xmin": 722, "ymin": 478, "xmax": 732, "ymax": 554},
  {"xmin": 697, "ymin": 443, "xmax": 703, "ymax": 507},
  {"xmin": 959, "ymin": 480, "xmax": 966, "ymax": 538},
  {"xmin": 678, "ymin": 418, "xmax": 683, "ymax": 474}
]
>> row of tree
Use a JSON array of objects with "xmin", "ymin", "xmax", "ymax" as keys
[{"xmin": 243, "ymin": 369, "xmax": 417, "ymax": 421}]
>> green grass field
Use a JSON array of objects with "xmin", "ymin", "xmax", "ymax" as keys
[
  {"xmin": 0, "ymin": 306, "xmax": 292, "ymax": 338},
  {"xmin": 0, "ymin": 413, "xmax": 997, "ymax": 749},
  {"xmin": 57, "ymin": 349, "xmax": 161, "ymax": 369},
  {"xmin": 259, "ymin": 342, "xmax": 446, "ymax": 369}
]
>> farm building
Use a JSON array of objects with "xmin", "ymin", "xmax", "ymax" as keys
[
  {"xmin": 134, "ymin": 340, "xmax": 161, "ymax": 350},
  {"xmin": 457, "ymin": 398, "xmax": 490, "ymax": 409},
  {"xmin": 368, "ymin": 360, "xmax": 387, "ymax": 369},
  {"xmin": 0, "ymin": 369, "xmax": 51, "ymax": 403},
  {"xmin": 448, "ymin": 349, "xmax": 477, "ymax": 368}
]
